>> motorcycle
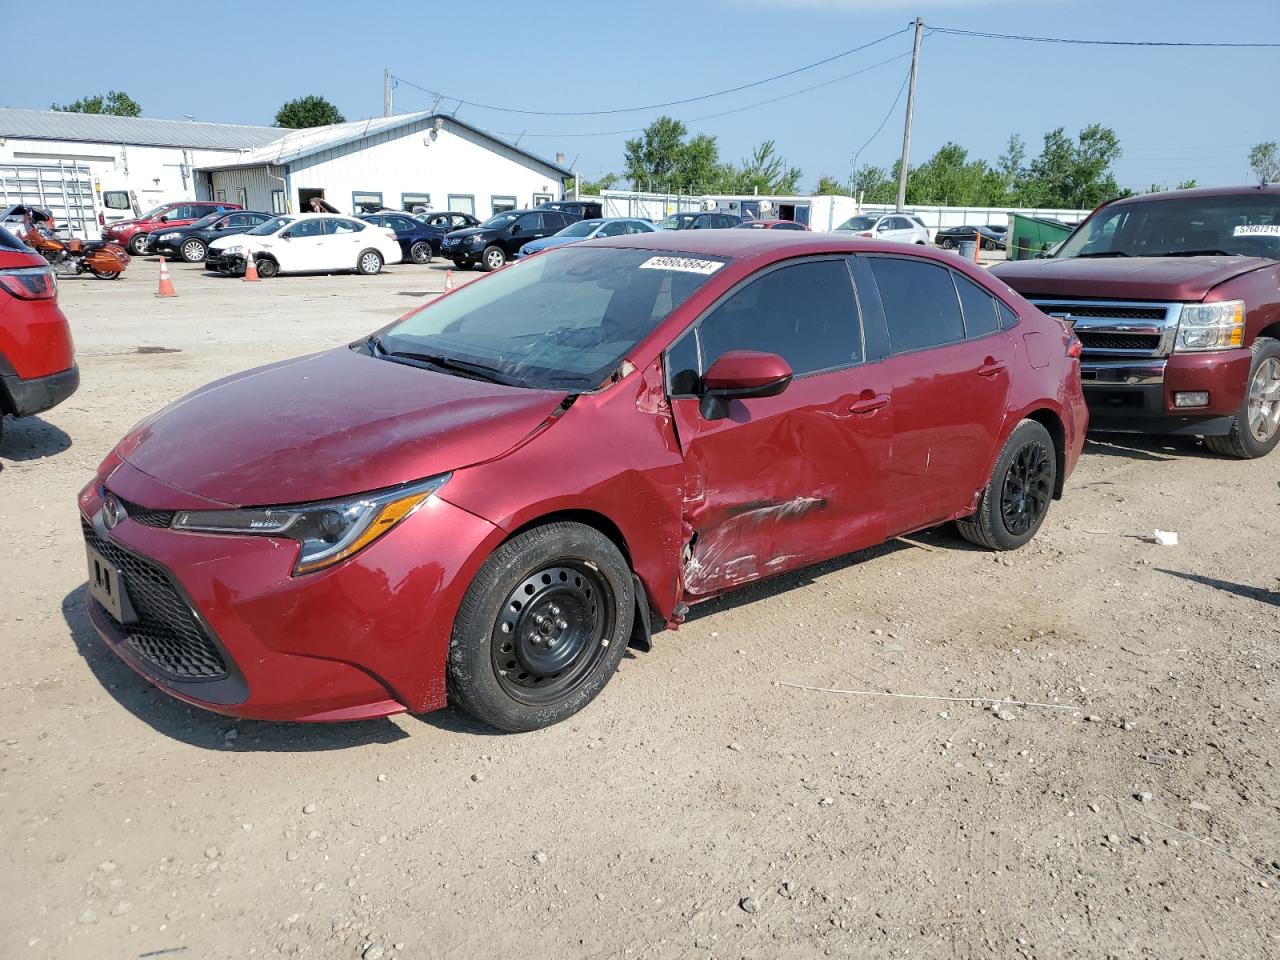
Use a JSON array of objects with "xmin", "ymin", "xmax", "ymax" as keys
[{"xmin": 3, "ymin": 204, "xmax": 131, "ymax": 280}]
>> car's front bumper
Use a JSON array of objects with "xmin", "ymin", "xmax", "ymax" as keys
[
  {"xmin": 204, "ymin": 251, "xmax": 245, "ymax": 274},
  {"xmin": 1080, "ymin": 349, "xmax": 1251, "ymax": 435},
  {"xmin": 77, "ymin": 466, "xmax": 502, "ymax": 721},
  {"xmin": 1, "ymin": 362, "xmax": 79, "ymax": 417}
]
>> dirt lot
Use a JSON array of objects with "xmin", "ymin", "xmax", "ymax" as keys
[{"xmin": 2, "ymin": 259, "xmax": 1278, "ymax": 960}]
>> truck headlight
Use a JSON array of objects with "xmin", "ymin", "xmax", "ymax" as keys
[
  {"xmin": 1175, "ymin": 300, "xmax": 1245, "ymax": 352},
  {"xmin": 172, "ymin": 474, "xmax": 449, "ymax": 575}
]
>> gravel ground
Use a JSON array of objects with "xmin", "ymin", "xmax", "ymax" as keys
[{"xmin": 1, "ymin": 258, "xmax": 1277, "ymax": 960}]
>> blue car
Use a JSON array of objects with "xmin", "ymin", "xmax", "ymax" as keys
[
  {"xmin": 359, "ymin": 212, "xmax": 445, "ymax": 264},
  {"xmin": 516, "ymin": 217, "xmax": 656, "ymax": 258}
]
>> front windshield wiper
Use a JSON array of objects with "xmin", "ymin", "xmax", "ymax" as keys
[
  {"xmin": 1147, "ymin": 249, "xmax": 1237, "ymax": 258},
  {"xmin": 370, "ymin": 336, "xmax": 523, "ymax": 386},
  {"xmin": 1073, "ymin": 251, "xmax": 1131, "ymax": 258}
]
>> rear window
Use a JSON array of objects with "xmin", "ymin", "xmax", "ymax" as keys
[
  {"xmin": 952, "ymin": 272, "xmax": 1001, "ymax": 338},
  {"xmin": 0, "ymin": 225, "xmax": 31, "ymax": 252}
]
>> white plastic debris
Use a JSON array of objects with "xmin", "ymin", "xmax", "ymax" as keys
[{"xmin": 1152, "ymin": 530, "xmax": 1178, "ymax": 546}]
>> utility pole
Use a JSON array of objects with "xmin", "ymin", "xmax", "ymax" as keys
[
  {"xmin": 895, "ymin": 17, "xmax": 924, "ymax": 213},
  {"xmin": 383, "ymin": 69, "xmax": 392, "ymax": 117}
]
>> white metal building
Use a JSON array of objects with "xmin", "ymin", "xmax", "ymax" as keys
[
  {"xmin": 0, "ymin": 108, "xmax": 279, "ymax": 237},
  {"xmin": 198, "ymin": 113, "xmax": 571, "ymax": 219}
]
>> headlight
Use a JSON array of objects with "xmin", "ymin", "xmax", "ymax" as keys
[
  {"xmin": 158, "ymin": 232, "xmax": 180, "ymax": 241},
  {"xmin": 172, "ymin": 474, "xmax": 449, "ymax": 575},
  {"xmin": 1175, "ymin": 300, "xmax": 1245, "ymax": 352},
  {"xmin": 226, "ymin": 244, "xmax": 244, "ymax": 255},
  {"xmin": 466, "ymin": 235, "xmax": 485, "ymax": 245}
]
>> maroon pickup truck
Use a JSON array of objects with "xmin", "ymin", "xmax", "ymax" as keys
[{"xmin": 992, "ymin": 185, "xmax": 1280, "ymax": 459}]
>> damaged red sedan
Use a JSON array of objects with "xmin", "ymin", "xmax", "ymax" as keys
[{"xmin": 79, "ymin": 232, "xmax": 1086, "ymax": 731}]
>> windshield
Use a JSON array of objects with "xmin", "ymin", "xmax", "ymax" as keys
[
  {"xmin": 657, "ymin": 214, "xmax": 692, "ymax": 230},
  {"xmin": 248, "ymin": 216, "xmax": 294, "ymax": 236},
  {"xmin": 481, "ymin": 212, "xmax": 518, "ymax": 229},
  {"xmin": 836, "ymin": 215, "xmax": 877, "ymax": 231},
  {"xmin": 1058, "ymin": 194, "xmax": 1280, "ymax": 260},
  {"xmin": 186, "ymin": 213, "xmax": 221, "ymax": 230},
  {"xmin": 140, "ymin": 204, "xmax": 171, "ymax": 221},
  {"xmin": 557, "ymin": 220, "xmax": 601, "ymax": 238},
  {"xmin": 377, "ymin": 247, "xmax": 729, "ymax": 389}
]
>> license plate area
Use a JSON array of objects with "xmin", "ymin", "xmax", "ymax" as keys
[{"xmin": 86, "ymin": 545, "xmax": 137, "ymax": 624}]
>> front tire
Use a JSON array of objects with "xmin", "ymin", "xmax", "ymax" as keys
[
  {"xmin": 447, "ymin": 522, "xmax": 634, "ymax": 732},
  {"xmin": 481, "ymin": 245, "xmax": 507, "ymax": 271},
  {"xmin": 939, "ymin": 237, "xmax": 954, "ymax": 249},
  {"xmin": 89, "ymin": 268, "xmax": 120, "ymax": 280},
  {"xmin": 1203, "ymin": 337, "xmax": 1280, "ymax": 459},
  {"xmin": 254, "ymin": 257, "xmax": 279, "ymax": 279},
  {"xmin": 180, "ymin": 238, "xmax": 207, "ymax": 263},
  {"xmin": 357, "ymin": 249, "xmax": 384, "ymax": 275},
  {"xmin": 957, "ymin": 419, "xmax": 1057, "ymax": 551},
  {"xmin": 127, "ymin": 234, "xmax": 148, "ymax": 256},
  {"xmin": 410, "ymin": 241, "xmax": 433, "ymax": 264}
]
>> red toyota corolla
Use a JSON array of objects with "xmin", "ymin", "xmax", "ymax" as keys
[{"xmin": 79, "ymin": 232, "xmax": 1086, "ymax": 731}]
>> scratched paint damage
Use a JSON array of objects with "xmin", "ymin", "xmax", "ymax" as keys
[{"xmin": 682, "ymin": 495, "xmax": 827, "ymax": 595}]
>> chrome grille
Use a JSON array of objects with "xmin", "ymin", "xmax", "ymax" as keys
[{"xmin": 1030, "ymin": 298, "xmax": 1181, "ymax": 359}]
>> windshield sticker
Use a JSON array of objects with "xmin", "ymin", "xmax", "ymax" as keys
[
  {"xmin": 1233, "ymin": 224, "xmax": 1280, "ymax": 237},
  {"xmin": 638, "ymin": 255, "xmax": 725, "ymax": 275}
]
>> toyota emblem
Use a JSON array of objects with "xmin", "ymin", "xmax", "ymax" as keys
[{"xmin": 103, "ymin": 494, "xmax": 125, "ymax": 530}]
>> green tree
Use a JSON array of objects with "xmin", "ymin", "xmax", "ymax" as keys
[
  {"xmin": 812, "ymin": 176, "xmax": 849, "ymax": 196},
  {"xmin": 995, "ymin": 134, "xmax": 1026, "ymax": 199},
  {"xmin": 1020, "ymin": 124, "xmax": 1125, "ymax": 209},
  {"xmin": 720, "ymin": 141, "xmax": 803, "ymax": 195},
  {"xmin": 274, "ymin": 95, "xmax": 345, "ymax": 129},
  {"xmin": 851, "ymin": 164, "xmax": 896, "ymax": 204},
  {"xmin": 1249, "ymin": 141, "xmax": 1280, "ymax": 184},
  {"xmin": 578, "ymin": 172, "xmax": 620, "ymax": 195},
  {"xmin": 622, "ymin": 117, "xmax": 730, "ymax": 194},
  {"xmin": 51, "ymin": 91, "xmax": 141, "ymax": 117},
  {"xmin": 905, "ymin": 142, "xmax": 1002, "ymax": 206}
]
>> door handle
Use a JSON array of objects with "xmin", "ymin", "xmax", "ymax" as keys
[
  {"xmin": 849, "ymin": 393, "xmax": 890, "ymax": 415},
  {"xmin": 977, "ymin": 359, "xmax": 1007, "ymax": 377}
]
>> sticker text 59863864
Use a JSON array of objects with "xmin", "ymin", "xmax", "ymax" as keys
[{"xmin": 638, "ymin": 256, "xmax": 725, "ymax": 275}]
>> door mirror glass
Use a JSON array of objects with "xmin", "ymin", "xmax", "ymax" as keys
[
  {"xmin": 280, "ymin": 231, "xmax": 294, "ymax": 240},
  {"xmin": 699, "ymin": 350, "xmax": 793, "ymax": 420}
]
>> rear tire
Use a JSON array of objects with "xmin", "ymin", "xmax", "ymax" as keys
[
  {"xmin": 357, "ymin": 249, "xmax": 384, "ymax": 275},
  {"xmin": 89, "ymin": 268, "xmax": 120, "ymax": 280},
  {"xmin": 940, "ymin": 237, "xmax": 954, "ymax": 249},
  {"xmin": 1203, "ymin": 337, "xmax": 1280, "ymax": 459},
  {"xmin": 410, "ymin": 241, "xmax": 433, "ymax": 264},
  {"xmin": 957, "ymin": 419, "xmax": 1057, "ymax": 551},
  {"xmin": 447, "ymin": 522, "xmax": 633, "ymax": 732}
]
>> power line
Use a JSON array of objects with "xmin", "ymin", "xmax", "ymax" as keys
[
  {"xmin": 849, "ymin": 65, "xmax": 912, "ymax": 182},
  {"xmin": 930, "ymin": 25, "xmax": 1280, "ymax": 48},
  {"xmin": 390, "ymin": 26, "xmax": 910, "ymax": 118}
]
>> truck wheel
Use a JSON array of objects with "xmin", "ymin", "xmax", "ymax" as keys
[
  {"xmin": 1203, "ymin": 337, "xmax": 1280, "ymax": 459},
  {"xmin": 957, "ymin": 419, "xmax": 1057, "ymax": 551},
  {"xmin": 447, "ymin": 522, "xmax": 633, "ymax": 732}
]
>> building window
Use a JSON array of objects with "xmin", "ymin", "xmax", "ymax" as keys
[
  {"xmin": 401, "ymin": 192, "xmax": 431, "ymax": 213},
  {"xmin": 236, "ymin": 188, "xmax": 248, "ymax": 208},
  {"xmin": 271, "ymin": 190, "xmax": 286, "ymax": 214},
  {"xmin": 352, "ymin": 191, "xmax": 384, "ymax": 214},
  {"xmin": 447, "ymin": 194, "xmax": 475, "ymax": 216},
  {"xmin": 533, "ymin": 192, "xmax": 554, "ymax": 206},
  {"xmin": 491, "ymin": 195, "xmax": 517, "ymax": 215},
  {"xmin": 216, "ymin": 190, "xmax": 226, "ymax": 201}
]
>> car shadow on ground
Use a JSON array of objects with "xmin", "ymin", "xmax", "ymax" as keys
[
  {"xmin": 1083, "ymin": 432, "xmax": 1210, "ymax": 462},
  {"xmin": 60, "ymin": 586, "xmax": 409, "ymax": 751},
  {"xmin": 0, "ymin": 415, "xmax": 72, "ymax": 463},
  {"xmin": 1157, "ymin": 568, "xmax": 1280, "ymax": 608}
]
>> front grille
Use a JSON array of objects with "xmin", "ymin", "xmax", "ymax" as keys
[
  {"xmin": 114, "ymin": 495, "xmax": 175, "ymax": 529},
  {"xmin": 1076, "ymin": 331, "xmax": 1163, "ymax": 352},
  {"xmin": 82, "ymin": 519, "xmax": 228, "ymax": 681},
  {"xmin": 1047, "ymin": 305, "xmax": 1167, "ymax": 321}
]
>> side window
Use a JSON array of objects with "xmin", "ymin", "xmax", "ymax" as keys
[
  {"xmin": 597, "ymin": 221, "xmax": 628, "ymax": 237},
  {"xmin": 868, "ymin": 257, "xmax": 965, "ymax": 354},
  {"xmin": 696, "ymin": 259, "xmax": 862, "ymax": 378},
  {"xmin": 513, "ymin": 213, "xmax": 540, "ymax": 232},
  {"xmin": 998, "ymin": 302, "xmax": 1019, "ymax": 330},
  {"xmin": 251, "ymin": 214, "xmax": 272, "ymax": 225},
  {"xmin": 952, "ymin": 271, "xmax": 1000, "ymax": 338},
  {"xmin": 666, "ymin": 329, "xmax": 701, "ymax": 395},
  {"xmin": 327, "ymin": 218, "xmax": 363, "ymax": 234},
  {"xmin": 392, "ymin": 217, "xmax": 416, "ymax": 231},
  {"xmin": 225, "ymin": 214, "xmax": 251, "ymax": 228},
  {"xmin": 289, "ymin": 218, "xmax": 325, "ymax": 238},
  {"xmin": 103, "ymin": 191, "xmax": 130, "ymax": 210}
]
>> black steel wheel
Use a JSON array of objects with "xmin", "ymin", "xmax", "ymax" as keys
[
  {"xmin": 254, "ymin": 257, "xmax": 279, "ymax": 279},
  {"xmin": 448, "ymin": 522, "xmax": 633, "ymax": 731},
  {"xmin": 957, "ymin": 419, "xmax": 1058, "ymax": 551}
]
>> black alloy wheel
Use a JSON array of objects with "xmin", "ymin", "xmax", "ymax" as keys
[
  {"xmin": 491, "ymin": 563, "xmax": 614, "ymax": 705},
  {"xmin": 1000, "ymin": 439, "xmax": 1053, "ymax": 535}
]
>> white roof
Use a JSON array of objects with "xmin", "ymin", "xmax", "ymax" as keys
[{"xmin": 0, "ymin": 107, "xmax": 279, "ymax": 150}]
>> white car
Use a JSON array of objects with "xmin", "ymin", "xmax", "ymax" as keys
[
  {"xmin": 832, "ymin": 213, "xmax": 930, "ymax": 245},
  {"xmin": 206, "ymin": 213, "xmax": 401, "ymax": 278}
]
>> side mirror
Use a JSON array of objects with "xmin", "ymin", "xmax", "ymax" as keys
[
  {"xmin": 280, "ymin": 232, "xmax": 294, "ymax": 240},
  {"xmin": 699, "ymin": 350, "xmax": 793, "ymax": 421}
]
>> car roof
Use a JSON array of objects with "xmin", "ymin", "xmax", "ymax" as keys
[
  {"xmin": 584, "ymin": 229, "xmax": 956, "ymax": 262},
  {"xmin": 1113, "ymin": 183, "xmax": 1280, "ymax": 206}
]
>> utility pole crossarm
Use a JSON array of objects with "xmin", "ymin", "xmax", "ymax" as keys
[{"xmin": 896, "ymin": 17, "xmax": 924, "ymax": 213}]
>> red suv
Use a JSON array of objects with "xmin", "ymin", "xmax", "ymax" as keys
[
  {"xmin": 0, "ymin": 226, "xmax": 78, "ymax": 444},
  {"xmin": 78, "ymin": 232, "xmax": 1085, "ymax": 731},
  {"xmin": 102, "ymin": 200, "xmax": 242, "ymax": 255}
]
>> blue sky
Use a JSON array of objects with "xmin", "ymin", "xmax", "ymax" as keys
[{"xmin": 5, "ymin": 0, "xmax": 1276, "ymax": 191}]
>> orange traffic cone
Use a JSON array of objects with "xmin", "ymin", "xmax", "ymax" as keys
[
  {"xmin": 155, "ymin": 256, "xmax": 177, "ymax": 298},
  {"xmin": 243, "ymin": 251, "xmax": 259, "ymax": 282},
  {"xmin": 444, "ymin": 269, "xmax": 455, "ymax": 292}
]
